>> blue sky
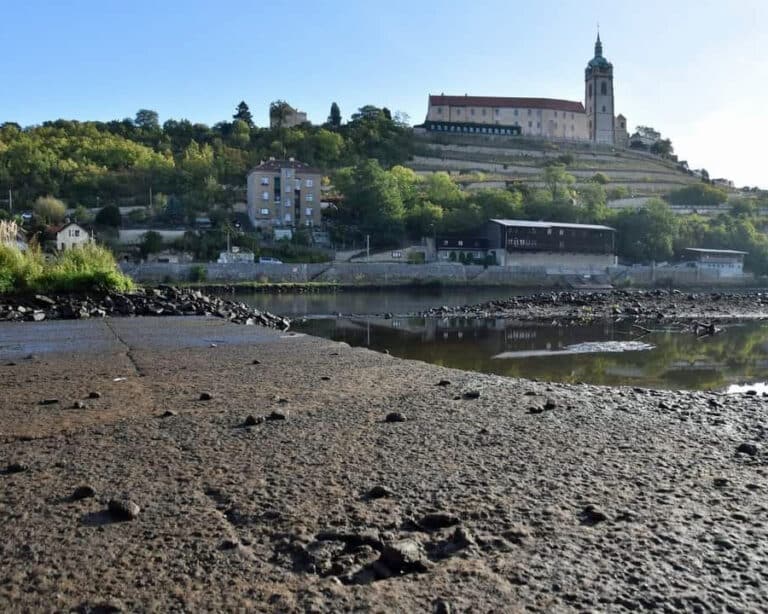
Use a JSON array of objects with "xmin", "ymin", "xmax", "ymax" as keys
[{"xmin": 1, "ymin": 0, "xmax": 766, "ymax": 187}]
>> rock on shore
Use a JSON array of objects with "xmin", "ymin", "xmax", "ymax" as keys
[
  {"xmin": 420, "ymin": 288, "xmax": 768, "ymax": 322},
  {"xmin": 0, "ymin": 287, "xmax": 290, "ymax": 330}
]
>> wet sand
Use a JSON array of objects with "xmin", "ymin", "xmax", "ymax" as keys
[{"xmin": 1, "ymin": 317, "xmax": 768, "ymax": 612}]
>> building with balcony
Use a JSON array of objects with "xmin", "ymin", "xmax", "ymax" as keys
[{"xmin": 246, "ymin": 158, "xmax": 323, "ymax": 232}]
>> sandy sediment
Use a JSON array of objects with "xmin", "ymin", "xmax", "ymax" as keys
[{"xmin": 1, "ymin": 317, "xmax": 767, "ymax": 612}]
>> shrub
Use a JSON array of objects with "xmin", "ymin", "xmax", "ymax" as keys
[
  {"xmin": 189, "ymin": 264, "xmax": 207, "ymax": 282},
  {"xmin": 0, "ymin": 244, "xmax": 44, "ymax": 294},
  {"xmin": 39, "ymin": 244, "xmax": 133, "ymax": 293}
]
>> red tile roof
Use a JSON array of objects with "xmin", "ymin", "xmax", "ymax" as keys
[{"xmin": 429, "ymin": 95, "xmax": 585, "ymax": 114}]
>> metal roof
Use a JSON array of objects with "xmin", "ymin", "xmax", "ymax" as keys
[
  {"xmin": 490, "ymin": 219, "xmax": 615, "ymax": 231},
  {"xmin": 429, "ymin": 95, "xmax": 585, "ymax": 114},
  {"xmin": 684, "ymin": 248, "xmax": 748, "ymax": 255}
]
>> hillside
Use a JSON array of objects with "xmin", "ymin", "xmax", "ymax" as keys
[{"xmin": 408, "ymin": 132, "xmax": 701, "ymax": 197}]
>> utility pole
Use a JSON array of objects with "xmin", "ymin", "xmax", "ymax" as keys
[
  {"xmin": 149, "ymin": 186, "xmax": 152, "ymax": 209},
  {"xmin": 8, "ymin": 189, "xmax": 11, "ymax": 214},
  {"xmin": 366, "ymin": 234, "xmax": 370, "ymax": 262}
]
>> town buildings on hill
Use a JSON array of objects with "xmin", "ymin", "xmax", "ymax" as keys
[{"xmin": 423, "ymin": 34, "xmax": 629, "ymax": 147}]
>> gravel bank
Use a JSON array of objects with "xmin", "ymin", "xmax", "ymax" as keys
[
  {"xmin": 420, "ymin": 289, "xmax": 768, "ymax": 323},
  {"xmin": 1, "ymin": 317, "xmax": 768, "ymax": 612}
]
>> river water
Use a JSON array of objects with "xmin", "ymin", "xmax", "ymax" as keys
[{"xmin": 237, "ymin": 288, "xmax": 768, "ymax": 392}]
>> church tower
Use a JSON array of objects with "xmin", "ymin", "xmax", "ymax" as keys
[{"xmin": 585, "ymin": 33, "xmax": 615, "ymax": 145}]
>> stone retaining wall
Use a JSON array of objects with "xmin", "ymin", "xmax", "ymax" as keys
[{"xmin": 120, "ymin": 261, "xmax": 756, "ymax": 288}]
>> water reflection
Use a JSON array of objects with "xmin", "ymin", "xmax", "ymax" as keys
[{"xmin": 296, "ymin": 316, "xmax": 768, "ymax": 391}]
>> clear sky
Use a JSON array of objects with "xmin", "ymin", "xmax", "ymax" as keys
[{"xmin": 1, "ymin": 0, "xmax": 766, "ymax": 187}]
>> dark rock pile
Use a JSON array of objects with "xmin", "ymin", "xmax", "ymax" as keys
[
  {"xmin": 421, "ymin": 289, "xmax": 768, "ymax": 322},
  {"xmin": 0, "ymin": 286, "xmax": 290, "ymax": 330}
]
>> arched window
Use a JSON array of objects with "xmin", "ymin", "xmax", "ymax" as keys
[
  {"xmin": 588, "ymin": 84, "xmax": 592, "ymax": 98},
  {"xmin": 600, "ymin": 82, "xmax": 607, "ymax": 96}
]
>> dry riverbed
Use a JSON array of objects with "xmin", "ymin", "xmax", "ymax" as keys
[{"xmin": 1, "ymin": 316, "xmax": 768, "ymax": 612}]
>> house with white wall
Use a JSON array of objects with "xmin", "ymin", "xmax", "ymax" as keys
[{"xmin": 55, "ymin": 222, "xmax": 92, "ymax": 251}]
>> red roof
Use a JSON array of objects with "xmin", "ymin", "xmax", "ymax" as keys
[{"xmin": 429, "ymin": 95, "xmax": 585, "ymax": 114}]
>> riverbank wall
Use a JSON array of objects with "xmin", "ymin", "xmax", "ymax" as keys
[{"xmin": 119, "ymin": 261, "xmax": 758, "ymax": 288}]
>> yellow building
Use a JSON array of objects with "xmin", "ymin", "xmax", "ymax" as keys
[{"xmin": 423, "ymin": 34, "xmax": 626, "ymax": 146}]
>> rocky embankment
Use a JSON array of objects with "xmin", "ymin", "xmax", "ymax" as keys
[
  {"xmin": 0, "ymin": 286, "xmax": 290, "ymax": 329},
  {"xmin": 421, "ymin": 289, "xmax": 768, "ymax": 322}
]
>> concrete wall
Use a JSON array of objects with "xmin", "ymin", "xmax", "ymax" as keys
[{"xmin": 118, "ymin": 229, "xmax": 187, "ymax": 245}]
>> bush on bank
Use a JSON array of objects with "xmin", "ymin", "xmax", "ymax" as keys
[{"xmin": 0, "ymin": 243, "xmax": 133, "ymax": 295}]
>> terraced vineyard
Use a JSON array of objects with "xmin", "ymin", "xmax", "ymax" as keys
[{"xmin": 409, "ymin": 133, "xmax": 701, "ymax": 196}]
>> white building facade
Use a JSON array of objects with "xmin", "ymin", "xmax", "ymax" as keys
[
  {"xmin": 424, "ymin": 34, "xmax": 626, "ymax": 146},
  {"xmin": 56, "ymin": 222, "xmax": 92, "ymax": 251}
]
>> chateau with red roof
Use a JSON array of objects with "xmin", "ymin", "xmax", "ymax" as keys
[{"xmin": 422, "ymin": 35, "xmax": 627, "ymax": 146}]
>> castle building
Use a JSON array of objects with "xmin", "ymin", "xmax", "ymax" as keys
[{"xmin": 423, "ymin": 34, "xmax": 628, "ymax": 147}]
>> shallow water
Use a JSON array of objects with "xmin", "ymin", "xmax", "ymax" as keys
[
  {"xmin": 294, "ymin": 316, "xmax": 768, "ymax": 392},
  {"xmin": 237, "ymin": 288, "xmax": 768, "ymax": 391}
]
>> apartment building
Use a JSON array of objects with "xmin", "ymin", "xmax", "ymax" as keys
[{"xmin": 246, "ymin": 158, "xmax": 322, "ymax": 232}]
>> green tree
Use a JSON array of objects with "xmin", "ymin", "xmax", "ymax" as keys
[
  {"xmin": 135, "ymin": 109, "xmax": 160, "ymax": 131},
  {"xmin": 269, "ymin": 100, "xmax": 292, "ymax": 130},
  {"xmin": 405, "ymin": 201, "xmax": 443, "ymax": 238},
  {"xmin": 333, "ymin": 159, "xmax": 405, "ymax": 247},
  {"xmin": 590, "ymin": 172, "xmax": 609, "ymax": 184},
  {"xmin": 230, "ymin": 119, "xmax": 251, "ymax": 148},
  {"xmin": 328, "ymin": 102, "xmax": 342, "ymax": 129},
  {"xmin": 94, "ymin": 204, "xmax": 122, "ymax": 228},
  {"xmin": 139, "ymin": 230, "xmax": 163, "ymax": 257},
  {"xmin": 613, "ymin": 198, "xmax": 677, "ymax": 262},
  {"xmin": 650, "ymin": 138, "xmax": 674, "ymax": 158},
  {"xmin": 542, "ymin": 164, "xmax": 575, "ymax": 201},
  {"xmin": 577, "ymin": 183, "xmax": 608, "ymax": 222},
  {"xmin": 668, "ymin": 184, "xmax": 728, "ymax": 208},
  {"xmin": 233, "ymin": 101, "xmax": 254, "ymax": 127},
  {"xmin": 33, "ymin": 196, "xmax": 66, "ymax": 224}
]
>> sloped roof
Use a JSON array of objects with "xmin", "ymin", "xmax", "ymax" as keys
[
  {"xmin": 248, "ymin": 159, "xmax": 322, "ymax": 175},
  {"xmin": 429, "ymin": 95, "xmax": 585, "ymax": 114},
  {"xmin": 490, "ymin": 219, "xmax": 615, "ymax": 231},
  {"xmin": 684, "ymin": 248, "xmax": 747, "ymax": 255}
]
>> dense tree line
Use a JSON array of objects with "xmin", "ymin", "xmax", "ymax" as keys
[
  {"xmin": 328, "ymin": 161, "xmax": 768, "ymax": 273},
  {"xmin": 0, "ymin": 102, "xmax": 414, "ymax": 219}
]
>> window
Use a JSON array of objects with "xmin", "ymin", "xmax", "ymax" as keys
[
  {"xmin": 262, "ymin": 191, "xmax": 269, "ymax": 200},
  {"xmin": 495, "ymin": 108, "xmax": 500, "ymax": 115},
  {"xmin": 514, "ymin": 109, "xmax": 518, "ymax": 116},
  {"xmin": 528, "ymin": 121, "xmax": 532, "ymax": 128},
  {"xmin": 537, "ymin": 122, "xmax": 541, "ymax": 128},
  {"xmin": 481, "ymin": 109, "xmax": 486, "ymax": 116},
  {"xmin": 588, "ymin": 83, "xmax": 593, "ymax": 98},
  {"xmin": 285, "ymin": 199, "xmax": 291, "ymax": 207},
  {"xmin": 437, "ymin": 107, "xmax": 443, "ymax": 115},
  {"xmin": 260, "ymin": 177, "xmax": 269, "ymax": 185},
  {"xmin": 458, "ymin": 240, "xmax": 464, "ymax": 246},
  {"xmin": 284, "ymin": 213, "xmax": 291, "ymax": 222},
  {"xmin": 456, "ymin": 108, "xmax": 461, "ymax": 115},
  {"xmin": 305, "ymin": 207, "xmax": 313, "ymax": 217},
  {"xmin": 75, "ymin": 230, "xmax": 80, "ymax": 237},
  {"xmin": 528, "ymin": 109, "xmax": 532, "ymax": 116},
  {"xmin": 600, "ymin": 82, "xmax": 607, "ymax": 96},
  {"xmin": 260, "ymin": 208, "xmax": 269, "ymax": 215},
  {"xmin": 602, "ymin": 105, "xmax": 606, "ymax": 113},
  {"xmin": 470, "ymin": 108, "xmax": 475, "ymax": 116},
  {"xmin": 306, "ymin": 178, "xmax": 314, "ymax": 187},
  {"xmin": 306, "ymin": 193, "xmax": 314, "ymax": 201}
]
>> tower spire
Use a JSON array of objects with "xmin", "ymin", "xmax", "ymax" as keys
[{"xmin": 595, "ymin": 29, "xmax": 603, "ymax": 57}]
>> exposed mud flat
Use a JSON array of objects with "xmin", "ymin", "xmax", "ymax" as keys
[{"xmin": 1, "ymin": 317, "xmax": 768, "ymax": 612}]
